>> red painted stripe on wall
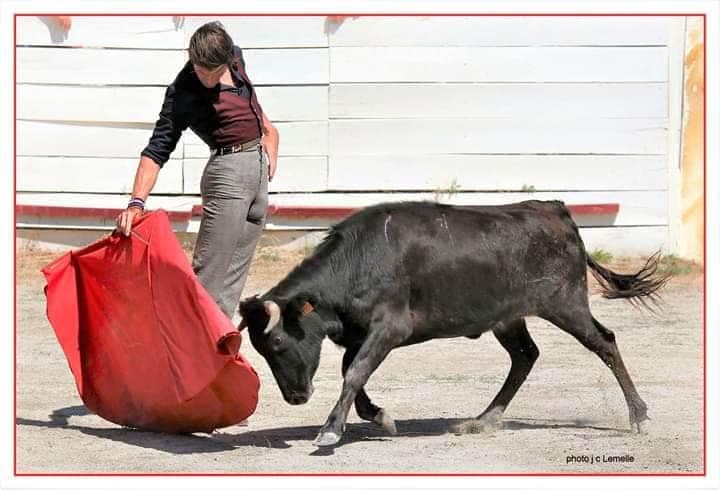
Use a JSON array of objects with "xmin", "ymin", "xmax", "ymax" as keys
[{"xmin": 18, "ymin": 203, "xmax": 620, "ymax": 222}]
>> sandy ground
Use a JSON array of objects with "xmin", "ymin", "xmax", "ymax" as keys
[{"xmin": 15, "ymin": 246, "xmax": 704, "ymax": 475}]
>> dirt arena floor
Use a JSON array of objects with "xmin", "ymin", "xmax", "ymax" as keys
[{"xmin": 15, "ymin": 245, "xmax": 704, "ymax": 475}]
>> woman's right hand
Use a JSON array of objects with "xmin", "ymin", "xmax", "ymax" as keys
[{"xmin": 115, "ymin": 207, "xmax": 143, "ymax": 236}]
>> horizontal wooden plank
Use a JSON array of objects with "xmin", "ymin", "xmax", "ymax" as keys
[
  {"xmin": 16, "ymin": 16, "xmax": 675, "ymax": 49},
  {"xmin": 16, "ymin": 205, "xmax": 191, "ymax": 222},
  {"xmin": 17, "ymin": 84, "xmax": 667, "ymax": 123},
  {"xmin": 269, "ymin": 157, "xmax": 327, "ymax": 192},
  {"xmin": 16, "ymin": 192, "xmax": 198, "ymax": 212},
  {"xmin": 17, "ymin": 120, "xmax": 327, "ymax": 159},
  {"xmin": 182, "ymin": 16, "xmax": 328, "ymax": 48},
  {"xmin": 16, "ymin": 120, "xmax": 183, "ymax": 159},
  {"xmin": 579, "ymin": 226, "xmax": 668, "ymax": 255},
  {"xmin": 330, "ymin": 46, "xmax": 668, "ymax": 83},
  {"xmin": 267, "ymin": 191, "xmax": 667, "ymax": 226},
  {"xmin": 17, "ymin": 85, "xmax": 165, "ymax": 123},
  {"xmin": 183, "ymin": 157, "xmax": 328, "ymax": 194},
  {"xmin": 184, "ymin": 122, "xmax": 328, "ymax": 158},
  {"xmin": 17, "ymin": 47, "xmax": 185, "ymax": 85},
  {"xmin": 17, "ymin": 157, "xmax": 183, "ymax": 194},
  {"xmin": 18, "ymin": 203, "xmax": 620, "ymax": 224},
  {"xmin": 255, "ymin": 86, "xmax": 328, "ymax": 122},
  {"xmin": 330, "ymin": 17, "xmax": 674, "ymax": 47},
  {"xmin": 16, "ymin": 16, "xmax": 184, "ymax": 48},
  {"xmin": 17, "ymin": 47, "xmax": 328, "ymax": 86},
  {"xmin": 242, "ymin": 49, "xmax": 328, "ymax": 85},
  {"xmin": 330, "ymin": 83, "xmax": 668, "ymax": 119},
  {"xmin": 16, "ymin": 16, "xmax": 329, "ymax": 49},
  {"xmin": 14, "ymin": 190, "xmax": 667, "ymax": 229},
  {"xmin": 17, "ymin": 85, "xmax": 328, "ymax": 123},
  {"xmin": 327, "ymin": 155, "xmax": 667, "ymax": 192},
  {"xmin": 329, "ymin": 119, "xmax": 667, "ymax": 155},
  {"xmin": 264, "ymin": 203, "xmax": 618, "ymax": 221}
]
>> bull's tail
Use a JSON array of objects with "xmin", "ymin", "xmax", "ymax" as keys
[{"xmin": 586, "ymin": 251, "xmax": 669, "ymax": 308}]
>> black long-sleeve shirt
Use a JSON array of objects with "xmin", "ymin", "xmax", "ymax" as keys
[{"xmin": 141, "ymin": 46, "xmax": 265, "ymax": 167}]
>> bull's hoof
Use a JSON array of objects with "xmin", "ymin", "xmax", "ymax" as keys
[
  {"xmin": 451, "ymin": 407, "xmax": 504, "ymax": 435},
  {"xmin": 374, "ymin": 409, "xmax": 397, "ymax": 435},
  {"xmin": 632, "ymin": 419, "xmax": 649, "ymax": 435},
  {"xmin": 452, "ymin": 418, "xmax": 500, "ymax": 435},
  {"xmin": 313, "ymin": 430, "xmax": 341, "ymax": 447},
  {"xmin": 475, "ymin": 407, "xmax": 504, "ymax": 431}
]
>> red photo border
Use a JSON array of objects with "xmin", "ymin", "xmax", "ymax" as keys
[{"xmin": 12, "ymin": 12, "xmax": 708, "ymax": 478}]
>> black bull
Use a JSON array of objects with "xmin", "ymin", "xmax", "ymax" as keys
[{"xmin": 239, "ymin": 200, "xmax": 667, "ymax": 447}]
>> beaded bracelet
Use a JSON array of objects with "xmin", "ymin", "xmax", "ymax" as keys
[{"xmin": 127, "ymin": 197, "xmax": 145, "ymax": 211}]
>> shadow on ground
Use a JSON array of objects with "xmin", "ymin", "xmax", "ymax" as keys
[
  {"xmin": 16, "ymin": 405, "xmax": 628, "ymax": 456},
  {"xmin": 16, "ymin": 405, "xmax": 630, "ymax": 456}
]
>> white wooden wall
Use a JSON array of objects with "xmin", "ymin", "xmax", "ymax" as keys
[{"xmin": 15, "ymin": 15, "xmax": 686, "ymax": 251}]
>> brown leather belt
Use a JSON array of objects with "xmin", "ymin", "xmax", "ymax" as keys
[{"xmin": 214, "ymin": 137, "xmax": 261, "ymax": 156}]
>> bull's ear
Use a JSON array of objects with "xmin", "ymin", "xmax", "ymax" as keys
[
  {"xmin": 287, "ymin": 293, "xmax": 317, "ymax": 317},
  {"xmin": 300, "ymin": 301, "xmax": 314, "ymax": 316}
]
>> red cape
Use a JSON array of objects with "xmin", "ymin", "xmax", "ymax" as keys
[{"xmin": 42, "ymin": 210, "xmax": 260, "ymax": 433}]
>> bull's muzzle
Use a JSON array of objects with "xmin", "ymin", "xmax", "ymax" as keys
[{"xmin": 286, "ymin": 385, "xmax": 314, "ymax": 405}]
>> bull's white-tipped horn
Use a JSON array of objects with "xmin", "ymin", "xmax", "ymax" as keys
[{"xmin": 263, "ymin": 300, "xmax": 281, "ymax": 334}]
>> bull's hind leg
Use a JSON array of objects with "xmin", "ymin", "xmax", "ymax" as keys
[
  {"xmin": 542, "ymin": 305, "xmax": 649, "ymax": 433},
  {"xmin": 463, "ymin": 319, "xmax": 539, "ymax": 432},
  {"xmin": 342, "ymin": 346, "xmax": 397, "ymax": 435}
]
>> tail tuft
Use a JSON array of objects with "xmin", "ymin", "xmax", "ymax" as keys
[{"xmin": 586, "ymin": 251, "xmax": 670, "ymax": 310}]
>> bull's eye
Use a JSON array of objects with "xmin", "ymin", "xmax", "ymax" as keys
[{"xmin": 272, "ymin": 335, "xmax": 282, "ymax": 347}]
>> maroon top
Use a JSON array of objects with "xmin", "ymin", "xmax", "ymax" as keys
[{"xmin": 211, "ymin": 82, "xmax": 261, "ymax": 147}]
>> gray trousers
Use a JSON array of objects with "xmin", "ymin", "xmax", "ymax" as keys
[{"xmin": 192, "ymin": 144, "xmax": 268, "ymax": 318}]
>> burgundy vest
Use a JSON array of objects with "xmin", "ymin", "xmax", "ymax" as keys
[{"xmin": 210, "ymin": 51, "xmax": 264, "ymax": 147}]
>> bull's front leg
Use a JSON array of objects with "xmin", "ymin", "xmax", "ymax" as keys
[
  {"xmin": 314, "ymin": 303, "xmax": 409, "ymax": 446},
  {"xmin": 342, "ymin": 346, "xmax": 397, "ymax": 436}
]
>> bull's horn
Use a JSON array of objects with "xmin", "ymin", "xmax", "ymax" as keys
[{"xmin": 263, "ymin": 300, "xmax": 281, "ymax": 334}]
